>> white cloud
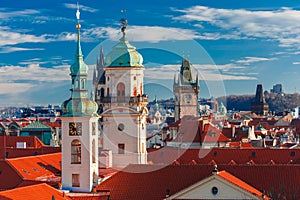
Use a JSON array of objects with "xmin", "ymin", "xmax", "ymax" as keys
[
  {"xmin": 0, "ymin": 26, "xmax": 49, "ymax": 46},
  {"xmin": 235, "ymin": 56, "xmax": 277, "ymax": 65},
  {"xmin": 292, "ymin": 62, "xmax": 300, "ymax": 65},
  {"xmin": 0, "ymin": 46, "xmax": 43, "ymax": 53},
  {"xmin": 173, "ymin": 6, "xmax": 300, "ymax": 48},
  {"xmin": 0, "ymin": 64, "xmax": 69, "ymax": 82},
  {"xmin": 81, "ymin": 26, "xmax": 202, "ymax": 43},
  {"xmin": 145, "ymin": 63, "xmax": 256, "ymax": 81},
  {"xmin": 64, "ymin": 3, "xmax": 98, "ymax": 13},
  {"xmin": 0, "ymin": 9, "xmax": 39, "ymax": 19}
]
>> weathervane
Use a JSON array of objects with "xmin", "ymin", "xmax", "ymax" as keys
[
  {"xmin": 76, "ymin": 2, "xmax": 81, "ymax": 30},
  {"xmin": 120, "ymin": 9, "xmax": 128, "ymax": 37}
]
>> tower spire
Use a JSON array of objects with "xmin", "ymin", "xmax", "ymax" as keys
[
  {"xmin": 76, "ymin": 2, "xmax": 82, "ymax": 56},
  {"xmin": 120, "ymin": 10, "xmax": 128, "ymax": 37}
]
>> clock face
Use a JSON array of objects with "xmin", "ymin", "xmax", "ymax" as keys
[
  {"xmin": 69, "ymin": 122, "xmax": 82, "ymax": 136},
  {"xmin": 185, "ymin": 94, "xmax": 192, "ymax": 101}
]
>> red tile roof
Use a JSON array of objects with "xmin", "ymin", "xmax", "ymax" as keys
[
  {"xmin": 147, "ymin": 147, "xmax": 300, "ymax": 165},
  {"xmin": 97, "ymin": 164, "xmax": 294, "ymax": 200},
  {"xmin": 202, "ymin": 123, "xmax": 231, "ymax": 143},
  {"xmin": 217, "ymin": 170, "xmax": 268, "ymax": 199},
  {"xmin": 96, "ymin": 164, "xmax": 213, "ymax": 200},
  {"xmin": 7, "ymin": 153, "xmax": 61, "ymax": 185},
  {"xmin": 0, "ymin": 183, "xmax": 70, "ymax": 200},
  {"xmin": 0, "ymin": 160, "xmax": 23, "ymax": 189}
]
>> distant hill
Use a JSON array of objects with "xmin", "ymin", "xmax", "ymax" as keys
[{"xmin": 217, "ymin": 92, "xmax": 300, "ymax": 112}]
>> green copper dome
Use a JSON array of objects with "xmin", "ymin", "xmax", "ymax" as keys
[
  {"xmin": 61, "ymin": 17, "xmax": 98, "ymax": 117},
  {"xmin": 105, "ymin": 37, "xmax": 143, "ymax": 67}
]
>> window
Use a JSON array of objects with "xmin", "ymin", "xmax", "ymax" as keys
[
  {"xmin": 92, "ymin": 139, "xmax": 96, "ymax": 163},
  {"xmin": 92, "ymin": 122, "xmax": 96, "ymax": 135},
  {"xmin": 118, "ymin": 123, "xmax": 125, "ymax": 131},
  {"xmin": 72, "ymin": 174, "xmax": 80, "ymax": 187},
  {"xmin": 117, "ymin": 82, "xmax": 125, "ymax": 102},
  {"xmin": 107, "ymin": 88, "xmax": 110, "ymax": 96},
  {"xmin": 81, "ymin": 79, "xmax": 85, "ymax": 89},
  {"xmin": 211, "ymin": 187, "xmax": 218, "ymax": 195},
  {"xmin": 140, "ymin": 83, "xmax": 143, "ymax": 95},
  {"xmin": 133, "ymin": 87, "xmax": 137, "ymax": 96},
  {"xmin": 118, "ymin": 143, "xmax": 125, "ymax": 154},
  {"xmin": 71, "ymin": 140, "xmax": 81, "ymax": 164},
  {"xmin": 76, "ymin": 79, "xmax": 79, "ymax": 89}
]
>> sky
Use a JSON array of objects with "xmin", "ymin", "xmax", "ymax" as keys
[{"xmin": 1, "ymin": 0, "xmax": 300, "ymax": 106}]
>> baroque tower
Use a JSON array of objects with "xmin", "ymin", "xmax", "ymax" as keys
[
  {"xmin": 173, "ymin": 59, "xmax": 200, "ymax": 121},
  {"xmin": 99, "ymin": 18, "xmax": 149, "ymax": 166},
  {"xmin": 61, "ymin": 5, "xmax": 99, "ymax": 192}
]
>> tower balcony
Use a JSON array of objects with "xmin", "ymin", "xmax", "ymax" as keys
[{"xmin": 100, "ymin": 95, "xmax": 148, "ymax": 107}]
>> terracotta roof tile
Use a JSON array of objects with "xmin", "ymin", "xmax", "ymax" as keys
[
  {"xmin": 97, "ymin": 164, "xmax": 298, "ymax": 200},
  {"xmin": 7, "ymin": 153, "xmax": 61, "ymax": 184},
  {"xmin": 217, "ymin": 170, "xmax": 267, "ymax": 199},
  {"xmin": 0, "ymin": 183, "xmax": 69, "ymax": 200}
]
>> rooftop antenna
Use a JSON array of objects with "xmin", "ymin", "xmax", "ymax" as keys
[{"xmin": 120, "ymin": 9, "xmax": 128, "ymax": 37}]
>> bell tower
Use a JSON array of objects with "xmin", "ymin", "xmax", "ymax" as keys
[
  {"xmin": 174, "ymin": 59, "xmax": 200, "ymax": 121},
  {"xmin": 99, "ymin": 17, "xmax": 149, "ymax": 167},
  {"xmin": 61, "ymin": 4, "xmax": 99, "ymax": 192}
]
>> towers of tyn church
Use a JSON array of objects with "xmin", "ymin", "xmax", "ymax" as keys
[
  {"xmin": 251, "ymin": 84, "xmax": 269, "ymax": 115},
  {"xmin": 174, "ymin": 59, "xmax": 200, "ymax": 121},
  {"xmin": 61, "ymin": 7, "xmax": 99, "ymax": 192},
  {"xmin": 96, "ymin": 18, "xmax": 148, "ymax": 166}
]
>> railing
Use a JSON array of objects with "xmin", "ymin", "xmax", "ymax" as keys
[{"xmin": 99, "ymin": 95, "xmax": 148, "ymax": 104}]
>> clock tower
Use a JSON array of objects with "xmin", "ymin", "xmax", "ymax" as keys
[
  {"xmin": 99, "ymin": 18, "xmax": 149, "ymax": 167},
  {"xmin": 61, "ymin": 6, "xmax": 99, "ymax": 192},
  {"xmin": 174, "ymin": 59, "xmax": 200, "ymax": 121}
]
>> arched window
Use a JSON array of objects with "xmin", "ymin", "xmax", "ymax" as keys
[
  {"xmin": 81, "ymin": 79, "xmax": 85, "ymax": 89},
  {"xmin": 107, "ymin": 88, "xmax": 110, "ymax": 96},
  {"xmin": 117, "ymin": 82, "xmax": 125, "ymax": 102},
  {"xmin": 100, "ymin": 88, "xmax": 105, "ymax": 98},
  {"xmin": 133, "ymin": 87, "xmax": 137, "ymax": 97},
  {"xmin": 76, "ymin": 79, "xmax": 79, "ymax": 89},
  {"xmin": 92, "ymin": 139, "xmax": 96, "ymax": 163},
  {"xmin": 71, "ymin": 139, "xmax": 81, "ymax": 164}
]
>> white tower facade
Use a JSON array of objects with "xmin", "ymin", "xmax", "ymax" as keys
[
  {"xmin": 61, "ymin": 7, "xmax": 99, "ymax": 192},
  {"xmin": 99, "ymin": 19, "xmax": 148, "ymax": 167}
]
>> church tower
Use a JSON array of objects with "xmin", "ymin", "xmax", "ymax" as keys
[
  {"xmin": 93, "ymin": 46, "xmax": 106, "ymax": 114},
  {"xmin": 61, "ymin": 5, "xmax": 99, "ymax": 192},
  {"xmin": 251, "ymin": 84, "xmax": 269, "ymax": 115},
  {"xmin": 173, "ymin": 59, "xmax": 200, "ymax": 121},
  {"xmin": 99, "ymin": 18, "xmax": 149, "ymax": 167}
]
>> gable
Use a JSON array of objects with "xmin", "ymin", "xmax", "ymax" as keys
[{"xmin": 169, "ymin": 175, "xmax": 262, "ymax": 199}]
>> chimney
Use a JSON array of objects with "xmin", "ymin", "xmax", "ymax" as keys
[{"xmin": 212, "ymin": 164, "xmax": 218, "ymax": 175}]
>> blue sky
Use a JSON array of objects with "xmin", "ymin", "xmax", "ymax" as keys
[{"xmin": 1, "ymin": 0, "xmax": 300, "ymax": 106}]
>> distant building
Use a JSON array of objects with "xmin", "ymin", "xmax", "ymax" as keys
[
  {"xmin": 251, "ymin": 84, "xmax": 269, "ymax": 115},
  {"xmin": 270, "ymin": 83, "xmax": 283, "ymax": 94},
  {"xmin": 173, "ymin": 59, "xmax": 200, "ymax": 121}
]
